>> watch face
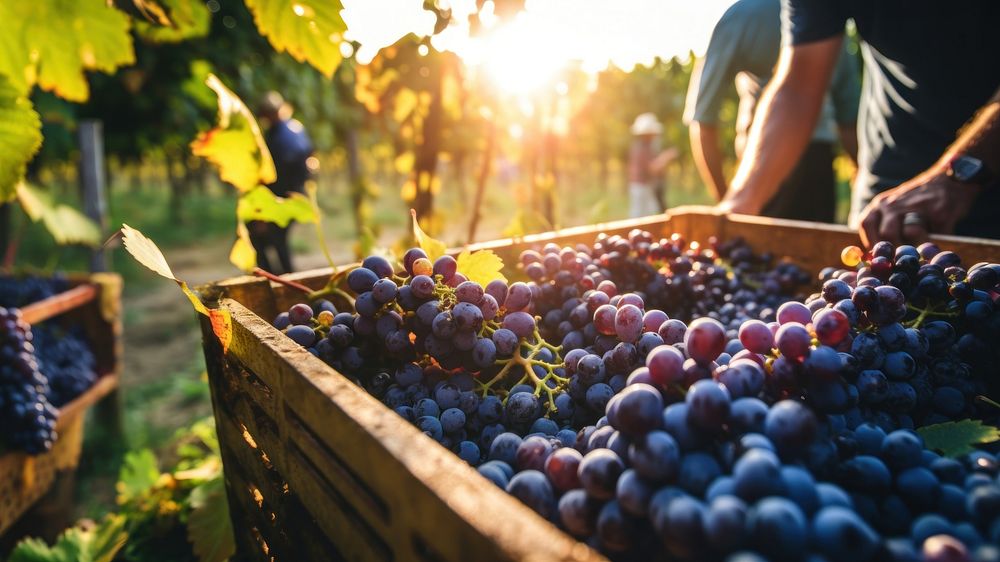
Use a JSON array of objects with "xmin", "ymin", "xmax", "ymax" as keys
[{"xmin": 952, "ymin": 156, "xmax": 984, "ymax": 182}]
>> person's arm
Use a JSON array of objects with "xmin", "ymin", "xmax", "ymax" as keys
[
  {"xmin": 859, "ymin": 86, "xmax": 1000, "ymax": 246},
  {"xmin": 719, "ymin": 37, "xmax": 844, "ymax": 214},
  {"xmin": 682, "ymin": 10, "xmax": 743, "ymax": 201},
  {"xmin": 689, "ymin": 123, "xmax": 728, "ymax": 201}
]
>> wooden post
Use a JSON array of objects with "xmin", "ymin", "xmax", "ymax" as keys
[
  {"xmin": 78, "ymin": 120, "xmax": 123, "ymax": 441},
  {"xmin": 78, "ymin": 120, "xmax": 108, "ymax": 273}
]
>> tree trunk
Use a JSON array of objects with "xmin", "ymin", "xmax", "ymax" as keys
[
  {"xmin": 467, "ymin": 121, "xmax": 495, "ymax": 243},
  {"xmin": 411, "ymin": 65, "xmax": 445, "ymax": 231},
  {"xmin": 343, "ymin": 127, "xmax": 365, "ymax": 239},
  {"xmin": 165, "ymin": 152, "xmax": 188, "ymax": 224}
]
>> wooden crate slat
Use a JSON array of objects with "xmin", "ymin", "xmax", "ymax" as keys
[{"xmin": 18, "ymin": 285, "xmax": 98, "ymax": 325}]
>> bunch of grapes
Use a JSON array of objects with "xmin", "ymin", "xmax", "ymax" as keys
[
  {"xmin": 33, "ymin": 325, "xmax": 98, "ymax": 408},
  {"xmin": 0, "ymin": 275, "xmax": 69, "ymax": 309},
  {"xmin": 0, "ymin": 308, "xmax": 58, "ymax": 454}
]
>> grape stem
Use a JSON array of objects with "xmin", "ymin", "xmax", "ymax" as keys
[
  {"xmin": 253, "ymin": 268, "xmax": 313, "ymax": 294},
  {"xmin": 904, "ymin": 303, "xmax": 959, "ymax": 328},
  {"xmin": 477, "ymin": 328, "xmax": 567, "ymax": 413}
]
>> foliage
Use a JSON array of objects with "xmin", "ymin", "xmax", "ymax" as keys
[
  {"xmin": 236, "ymin": 186, "xmax": 316, "ymax": 227},
  {"xmin": 410, "ymin": 208, "xmax": 446, "ymax": 260},
  {"xmin": 455, "ymin": 248, "xmax": 506, "ymax": 286},
  {"xmin": 16, "ymin": 183, "xmax": 101, "ymax": 246},
  {"xmin": 133, "ymin": 0, "xmax": 211, "ymax": 44},
  {"xmin": 244, "ymin": 0, "xmax": 347, "ymax": 77},
  {"xmin": 917, "ymin": 419, "xmax": 1000, "ymax": 458},
  {"xmin": 8, "ymin": 515, "xmax": 128, "ymax": 562},
  {"xmin": 0, "ymin": 76, "xmax": 42, "ymax": 201},
  {"xmin": 192, "ymin": 74, "xmax": 276, "ymax": 193},
  {"xmin": 0, "ymin": 0, "xmax": 135, "ymax": 102}
]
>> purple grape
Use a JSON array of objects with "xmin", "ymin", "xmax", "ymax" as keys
[
  {"xmin": 614, "ymin": 304, "xmax": 643, "ymax": 343},
  {"xmin": 776, "ymin": 322, "xmax": 812, "ymax": 363},
  {"xmin": 505, "ymin": 282, "xmax": 532, "ymax": 311},
  {"xmin": 684, "ymin": 318, "xmax": 726, "ymax": 365},
  {"xmin": 738, "ymin": 320, "xmax": 774, "ymax": 354},
  {"xmin": 409, "ymin": 274, "xmax": 435, "ymax": 299},
  {"xmin": 502, "ymin": 311, "xmax": 536, "ymax": 339},
  {"xmin": 288, "ymin": 303, "xmax": 314, "ymax": 325}
]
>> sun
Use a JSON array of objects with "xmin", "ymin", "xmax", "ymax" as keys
[{"xmin": 473, "ymin": 15, "xmax": 568, "ymax": 96}]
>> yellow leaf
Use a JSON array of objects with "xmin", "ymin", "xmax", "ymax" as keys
[
  {"xmin": 191, "ymin": 74, "xmax": 276, "ymax": 192},
  {"xmin": 15, "ymin": 182, "xmax": 43, "ymax": 220},
  {"xmin": 394, "ymin": 88, "xmax": 419, "ymax": 122},
  {"xmin": 229, "ymin": 223, "xmax": 257, "ymax": 272},
  {"xmin": 0, "ymin": 77, "xmax": 42, "ymax": 201},
  {"xmin": 456, "ymin": 249, "xmax": 507, "ymax": 286},
  {"xmin": 245, "ymin": 0, "xmax": 346, "ymax": 77},
  {"xmin": 411, "ymin": 209, "xmax": 446, "ymax": 261},
  {"xmin": 121, "ymin": 224, "xmax": 209, "ymax": 314},
  {"xmin": 0, "ymin": 0, "xmax": 134, "ymax": 102},
  {"xmin": 236, "ymin": 186, "xmax": 317, "ymax": 227},
  {"xmin": 121, "ymin": 223, "xmax": 177, "ymax": 281}
]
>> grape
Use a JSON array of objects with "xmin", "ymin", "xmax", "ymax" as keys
[
  {"xmin": 371, "ymin": 278, "xmax": 398, "ymax": 303},
  {"xmin": 811, "ymin": 506, "xmax": 880, "ymax": 561},
  {"xmin": 347, "ymin": 267, "xmax": 379, "ymax": 293},
  {"xmin": 578, "ymin": 449, "xmax": 625, "ymax": 500},
  {"xmin": 593, "ymin": 304, "xmax": 617, "ymax": 336},
  {"xmin": 685, "ymin": 379, "xmax": 731, "ymax": 432},
  {"xmin": 506, "ymin": 470, "xmax": 555, "ymax": 519},
  {"xmin": 505, "ymin": 282, "xmax": 532, "ymax": 311},
  {"xmin": 286, "ymin": 325, "xmax": 316, "ymax": 347},
  {"xmin": 764, "ymin": 400, "xmax": 817, "ymax": 455},
  {"xmin": 515, "ymin": 435, "xmax": 554, "ymax": 472},
  {"xmin": 704, "ymin": 496, "xmax": 749, "ymax": 555},
  {"xmin": 614, "ymin": 304, "xmax": 643, "ymax": 343},
  {"xmin": 627, "ymin": 430, "xmax": 680, "ymax": 483},
  {"xmin": 658, "ymin": 319, "xmax": 687, "ymax": 344},
  {"xmin": 716, "ymin": 359, "xmax": 764, "ymax": 399},
  {"xmin": 814, "ymin": 308, "xmax": 850, "ymax": 346},
  {"xmin": 777, "ymin": 302, "xmax": 812, "ymax": 325},
  {"xmin": 615, "ymin": 469, "xmax": 654, "ymax": 518},
  {"xmin": 739, "ymin": 320, "xmax": 774, "ymax": 354},
  {"xmin": 747, "ymin": 497, "xmax": 808, "ymax": 560},
  {"xmin": 545, "ymin": 447, "xmax": 583, "ymax": 491},
  {"xmin": 289, "ymin": 303, "xmax": 314, "ymax": 325},
  {"xmin": 685, "ymin": 318, "xmax": 726, "ymax": 365},
  {"xmin": 502, "ymin": 312, "xmax": 536, "ymax": 339},
  {"xmin": 775, "ymin": 322, "xmax": 811, "ymax": 363},
  {"xmin": 646, "ymin": 345, "xmax": 684, "ymax": 387},
  {"xmin": 733, "ymin": 448, "xmax": 785, "ymax": 502},
  {"xmin": 558, "ymin": 489, "xmax": 599, "ymax": 538}
]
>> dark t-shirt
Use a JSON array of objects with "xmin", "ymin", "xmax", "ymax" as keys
[
  {"xmin": 782, "ymin": 0, "xmax": 1000, "ymax": 233},
  {"xmin": 265, "ymin": 118, "xmax": 314, "ymax": 198}
]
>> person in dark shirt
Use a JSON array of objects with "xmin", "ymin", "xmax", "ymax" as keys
[
  {"xmin": 718, "ymin": 0, "xmax": 1000, "ymax": 246},
  {"xmin": 251, "ymin": 92, "xmax": 314, "ymax": 274}
]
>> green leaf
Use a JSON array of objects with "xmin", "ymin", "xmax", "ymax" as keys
[
  {"xmin": 917, "ymin": 419, "xmax": 1000, "ymax": 458},
  {"xmin": 0, "ymin": 0, "xmax": 135, "ymax": 102},
  {"xmin": 244, "ymin": 0, "xmax": 347, "ymax": 77},
  {"xmin": 411, "ymin": 208, "xmax": 446, "ymax": 261},
  {"xmin": 187, "ymin": 476, "xmax": 236, "ymax": 562},
  {"xmin": 456, "ymin": 249, "xmax": 507, "ymax": 286},
  {"xmin": 236, "ymin": 186, "xmax": 317, "ymax": 227},
  {"xmin": 8, "ymin": 514, "xmax": 127, "ymax": 562},
  {"xmin": 191, "ymin": 74, "xmax": 276, "ymax": 192},
  {"xmin": 134, "ymin": 0, "xmax": 211, "ymax": 43},
  {"xmin": 0, "ymin": 76, "xmax": 42, "ymax": 202},
  {"xmin": 116, "ymin": 449, "xmax": 160, "ymax": 505},
  {"xmin": 18, "ymin": 184, "xmax": 102, "ymax": 246}
]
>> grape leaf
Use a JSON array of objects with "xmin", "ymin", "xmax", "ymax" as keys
[
  {"xmin": 456, "ymin": 249, "xmax": 507, "ymax": 286},
  {"xmin": 8, "ymin": 514, "xmax": 127, "ymax": 562},
  {"xmin": 187, "ymin": 476, "xmax": 236, "ymax": 562},
  {"xmin": 0, "ymin": 0, "xmax": 134, "ymax": 102},
  {"xmin": 18, "ymin": 184, "xmax": 101, "ymax": 246},
  {"xmin": 244, "ymin": 0, "xmax": 347, "ymax": 77},
  {"xmin": 191, "ymin": 74, "xmax": 276, "ymax": 192},
  {"xmin": 236, "ymin": 186, "xmax": 317, "ymax": 227},
  {"xmin": 121, "ymin": 224, "xmax": 233, "ymax": 351},
  {"xmin": 134, "ymin": 0, "xmax": 211, "ymax": 43},
  {"xmin": 0, "ymin": 77, "xmax": 42, "ymax": 202},
  {"xmin": 116, "ymin": 449, "xmax": 159, "ymax": 505},
  {"xmin": 229, "ymin": 222, "xmax": 257, "ymax": 272},
  {"xmin": 411, "ymin": 209, "xmax": 446, "ymax": 261},
  {"xmin": 917, "ymin": 419, "xmax": 1000, "ymax": 458}
]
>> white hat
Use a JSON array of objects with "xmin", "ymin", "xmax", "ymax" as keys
[{"xmin": 630, "ymin": 112, "xmax": 663, "ymax": 136}]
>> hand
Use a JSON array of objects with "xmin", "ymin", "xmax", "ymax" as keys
[
  {"xmin": 717, "ymin": 186, "xmax": 763, "ymax": 214},
  {"xmin": 858, "ymin": 171, "xmax": 980, "ymax": 247}
]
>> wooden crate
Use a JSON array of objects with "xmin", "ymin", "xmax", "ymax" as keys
[
  {"xmin": 0, "ymin": 274, "xmax": 123, "ymax": 537},
  {"xmin": 198, "ymin": 207, "xmax": 1000, "ymax": 562}
]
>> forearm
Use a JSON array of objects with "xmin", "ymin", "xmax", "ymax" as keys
[
  {"xmin": 689, "ymin": 122, "xmax": 728, "ymax": 201},
  {"xmin": 940, "ymin": 87, "xmax": 1000, "ymax": 177},
  {"xmin": 726, "ymin": 81, "xmax": 826, "ymax": 211},
  {"xmin": 838, "ymin": 123, "xmax": 858, "ymax": 165}
]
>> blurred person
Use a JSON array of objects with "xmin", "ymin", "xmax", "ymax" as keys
[
  {"xmin": 684, "ymin": 0, "xmax": 859, "ymax": 223},
  {"xmin": 252, "ymin": 91, "xmax": 314, "ymax": 274},
  {"xmin": 719, "ymin": 1, "xmax": 1000, "ymax": 246},
  {"xmin": 628, "ymin": 113, "xmax": 679, "ymax": 217}
]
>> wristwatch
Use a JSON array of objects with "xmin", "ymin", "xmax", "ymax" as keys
[{"xmin": 947, "ymin": 154, "xmax": 995, "ymax": 185}]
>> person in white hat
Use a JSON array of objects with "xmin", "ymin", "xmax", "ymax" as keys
[{"xmin": 628, "ymin": 113, "xmax": 679, "ymax": 218}]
